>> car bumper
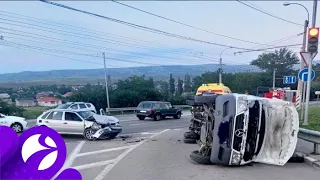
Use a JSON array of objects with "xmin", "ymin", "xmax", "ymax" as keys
[{"xmin": 92, "ymin": 125, "xmax": 122, "ymax": 138}]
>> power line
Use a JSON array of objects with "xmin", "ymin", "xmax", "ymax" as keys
[
  {"xmin": 0, "ymin": 29, "xmax": 224, "ymax": 64},
  {"xmin": 236, "ymin": 0, "xmax": 303, "ymax": 26},
  {"xmin": 111, "ymin": 0, "xmax": 265, "ymax": 45},
  {"xmin": 0, "ymin": 19, "xmax": 222, "ymax": 60},
  {"xmin": 234, "ymin": 44, "xmax": 301, "ymax": 54},
  {"xmin": 39, "ymin": 0, "xmax": 265, "ymax": 50}
]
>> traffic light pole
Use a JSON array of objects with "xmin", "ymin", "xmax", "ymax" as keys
[{"xmin": 304, "ymin": 0, "xmax": 318, "ymax": 125}]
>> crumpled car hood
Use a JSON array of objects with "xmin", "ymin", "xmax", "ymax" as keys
[
  {"xmin": 93, "ymin": 114, "xmax": 120, "ymax": 125},
  {"xmin": 254, "ymin": 98, "xmax": 299, "ymax": 166}
]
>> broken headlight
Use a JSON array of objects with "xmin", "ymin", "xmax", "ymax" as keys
[
  {"xmin": 231, "ymin": 151, "xmax": 241, "ymax": 165},
  {"xmin": 91, "ymin": 122, "xmax": 102, "ymax": 130},
  {"xmin": 237, "ymin": 96, "xmax": 248, "ymax": 114}
]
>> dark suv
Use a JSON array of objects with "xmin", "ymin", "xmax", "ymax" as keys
[{"xmin": 136, "ymin": 101, "xmax": 182, "ymax": 121}]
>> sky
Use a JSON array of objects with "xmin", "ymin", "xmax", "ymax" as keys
[{"xmin": 0, "ymin": 0, "xmax": 317, "ymax": 73}]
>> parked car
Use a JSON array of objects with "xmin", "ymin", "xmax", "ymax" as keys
[
  {"xmin": 56, "ymin": 102, "xmax": 97, "ymax": 113},
  {"xmin": 136, "ymin": 101, "xmax": 182, "ymax": 121},
  {"xmin": 190, "ymin": 93, "xmax": 299, "ymax": 166},
  {"xmin": 0, "ymin": 113, "xmax": 28, "ymax": 133},
  {"xmin": 36, "ymin": 109, "xmax": 122, "ymax": 140}
]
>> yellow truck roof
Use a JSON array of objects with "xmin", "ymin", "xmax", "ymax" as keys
[{"xmin": 196, "ymin": 83, "xmax": 231, "ymax": 95}]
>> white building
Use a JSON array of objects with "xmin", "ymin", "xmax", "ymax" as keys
[{"xmin": 38, "ymin": 97, "xmax": 62, "ymax": 107}]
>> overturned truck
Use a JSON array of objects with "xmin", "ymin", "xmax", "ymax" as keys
[{"xmin": 188, "ymin": 93, "xmax": 299, "ymax": 166}]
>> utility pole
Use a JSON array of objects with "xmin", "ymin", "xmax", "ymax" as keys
[
  {"xmin": 219, "ymin": 57, "xmax": 222, "ymax": 84},
  {"xmin": 298, "ymin": 20, "xmax": 309, "ymax": 101},
  {"xmin": 304, "ymin": 0, "xmax": 318, "ymax": 125},
  {"xmin": 102, "ymin": 52, "xmax": 110, "ymax": 113},
  {"xmin": 272, "ymin": 68, "xmax": 276, "ymax": 90}
]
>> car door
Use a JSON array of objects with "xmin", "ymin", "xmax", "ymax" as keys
[
  {"xmin": 0, "ymin": 113, "xmax": 10, "ymax": 127},
  {"xmin": 63, "ymin": 112, "xmax": 85, "ymax": 134},
  {"xmin": 44, "ymin": 111, "xmax": 64, "ymax": 132},
  {"xmin": 159, "ymin": 103, "xmax": 170, "ymax": 115},
  {"xmin": 166, "ymin": 103, "xmax": 177, "ymax": 115}
]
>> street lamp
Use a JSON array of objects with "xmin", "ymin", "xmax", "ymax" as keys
[
  {"xmin": 283, "ymin": 2, "xmax": 310, "ymax": 22},
  {"xmin": 283, "ymin": 2, "xmax": 310, "ymax": 111},
  {"xmin": 219, "ymin": 47, "xmax": 233, "ymax": 84}
]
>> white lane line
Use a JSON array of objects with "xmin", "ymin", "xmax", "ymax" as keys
[
  {"xmin": 141, "ymin": 132, "xmax": 157, "ymax": 135},
  {"xmin": 72, "ymin": 159, "xmax": 115, "ymax": 171},
  {"xmin": 130, "ymin": 123, "xmax": 141, "ymax": 126},
  {"xmin": 76, "ymin": 145, "xmax": 134, "ymax": 157},
  {"xmin": 93, "ymin": 129, "xmax": 170, "ymax": 180},
  {"xmin": 53, "ymin": 141, "xmax": 85, "ymax": 179}
]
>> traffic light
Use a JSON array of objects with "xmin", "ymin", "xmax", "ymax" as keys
[{"xmin": 307, "ymin": 27, "xmax": 319, "ymax": 53}]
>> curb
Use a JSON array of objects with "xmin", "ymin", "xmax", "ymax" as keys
[{"xmin": 297, "ymin": 152, "xmax": 320, "ymax": 169}]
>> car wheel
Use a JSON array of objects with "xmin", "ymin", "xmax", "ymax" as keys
[
  {"xmin": 190, "ymin": 150, "xmax": 212, "ymax": 164},
  {"xmin": 137, "ymin": 115, "xmax": 145, "ymax": 120},
  {"xmin": 83, "ymin": 128, "xmax": 97, "ymax": 141},
  {"xmin": 174, "ymin": 112, "xmax": 181, "ymax": 119},
  {"xmin": 154, "ymin": 113, "xmax": 161, "ymax": 121},
  {"xmin": 184, "ymin": 131, "xmax": 200, "ymax": 140},
  {"xmin": 11, "ymin": 123, "xmax": 23, "ymax": 133},
  {"xmin": 183, "ymin": 138, "xmax": 197, "ymax": 144}
]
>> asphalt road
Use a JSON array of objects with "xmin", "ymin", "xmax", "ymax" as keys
[
  {"xmin": 25, "ymin": 112, "xmax": 320, "ymax": 179},
  {"xmin": 26, "ymin": 112, "xmax": 191, "ymax": 142}
]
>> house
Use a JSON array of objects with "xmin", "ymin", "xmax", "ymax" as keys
[
  {"xmin": 16, "ymin": 98, "xmax": 37, "ymax": 107},
  {"xmin": 0, "ymin": 93, "xmax": 10, "ymax": 99},
  {"xmin": 38, "ymin": 97, "xmax": 62, "ymax": 107},
  {"xmin": 63, "ymin": 92, "xmax": 73, "ymax": 97}
]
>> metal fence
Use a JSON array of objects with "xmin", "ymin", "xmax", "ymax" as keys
[
  {"xmin": 298, "ymin": 128, "xmax": 320, "ymax": 154},
  {"xmin": 106, "ymin": 105, "xmax": 191, "ymax": 114}
]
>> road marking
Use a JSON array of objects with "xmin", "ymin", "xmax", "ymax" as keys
[
  {"xmin": 130, "ymin": 123, "xmax": 141, "ymax": 126},
  {"xmin": 72, "ymin": 159, "xmax": 115, "ymax": 171},
  {"xmin": 76, "ymin": 145, "xmax": 134, "ymax": 157},
  {"xmin": 141, "ymin": 132, "xmax": 157, "ymax": 135},
  {"xmin": 53, "ymin": 141, "xmax": 85, "ymax": 179},
  {"xmin": 93, "ymin": 129, "xmax": 170, "ymax": 180}
]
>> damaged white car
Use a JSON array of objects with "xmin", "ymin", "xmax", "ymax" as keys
[
  {"xmin": 190, "ymin": 93, "xmax": 299, "ymax": 166},
  {"xmin": 36, "ymin": 109, "xmax": 122, "ymax": 140}
]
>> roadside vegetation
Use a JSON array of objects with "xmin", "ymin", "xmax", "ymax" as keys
[
  {"xmin": 301, "ymin": 107, "xmax": 320, "ymax": 131},
  {"xmin": 23, "ymin": 106, "xmax": 50, "ymax": 119}
]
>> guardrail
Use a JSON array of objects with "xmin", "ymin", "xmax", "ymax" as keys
[
  {"xmin": 298, "ymin": 128, "xmax": 320, "ymax": 154},
  {"xmin": 106, "ymin": 105, "xmax": 191, "ymax": 114}
]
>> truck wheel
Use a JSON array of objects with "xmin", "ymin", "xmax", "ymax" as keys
[
  {"xmin": 154, "ymin": 113, "xmax": 161, "ymax": 121},
  {"xmin": 184, "ymin": 131, "xmax": 199, "ymax": 139},
  {"xmin": 183, "ymin": 138, "xmax": 197, "ymax": 144},
  {"xmin": 137, "ymin": 115, "xmax": 145, "ymax": 120},
  {"xmin": 174, "ymin": 112, "xmax": 181, "ymax": 119},
  {"xmin": 190, "ymin": 150, "xmax": 212, "ymax": 164}
]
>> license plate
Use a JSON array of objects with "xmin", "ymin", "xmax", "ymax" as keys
[{"xmin": 140, "ymin": 110, "xmax": 146, "ymax": 113}]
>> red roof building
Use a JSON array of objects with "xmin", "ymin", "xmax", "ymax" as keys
[{"xmin": 38, "ymin": 97, "xmax": 62, "ymax": 107}]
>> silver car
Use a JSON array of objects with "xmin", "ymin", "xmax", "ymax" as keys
[{"xmin": 36, "ymin": 109, "xmax": 122, "ymax": 140}]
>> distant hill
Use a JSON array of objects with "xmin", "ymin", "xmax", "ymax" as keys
[{"xmin": 0, "ymin": 64, "xmax": 261, "ymax": 85}]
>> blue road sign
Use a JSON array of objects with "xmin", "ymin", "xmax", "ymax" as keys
[
  {"xmin": 283, "ymin": 76, "xmax": 296, "ymax": 84},
  {"xmin": 298, "ymin": 68, "xmax": 316, "ymax": 82}
]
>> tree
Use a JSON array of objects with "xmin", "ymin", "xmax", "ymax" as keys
[
  {"xmin": 0, "ymin": 100, "xmax": 24, "ymax": 116},
  {"xmin": 161, "ymin": 81, "xmax": 170, "ymax": 101},
  {"xmin": 251, "ymin": 48, "xmax": 299, "ymax": 75},
  {"xmin": 184, "ymin": 73, "xmax": 192, "ymax": 92},
  {"xmin": 169, "ymin": 74, "xmax": 175, "ymax": 94},
  {"xmin": 177, "ymin": 77, "xmax": 183, "ymax": 95}
]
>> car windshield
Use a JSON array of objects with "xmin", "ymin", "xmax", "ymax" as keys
[
  {"xmin": 56, "ymin": 104, "xmax": 70, "ymax": 109},
  {"xmin": 77, "ymin": 111, "xmax": 95, "ymax": 121}
]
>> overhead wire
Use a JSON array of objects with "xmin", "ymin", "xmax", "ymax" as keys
[
  {"xmin": 111, "ymin": 0, "xmax": 265, "ymax": 45},
  {"xmin": 39, "ymin": 0, "xmax": 272, "ymax": 50},
  {"xmin": 236, "ymin": 0, "xmax": 303, "ymax": 26}
]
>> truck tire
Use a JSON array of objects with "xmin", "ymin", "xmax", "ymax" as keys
[
  {"xmin": 183, "ymin": 138, "xmax": 197, "ymax": 144},
  {"xmin": 190, "ymin": 150, "xmax": 212, "ymax": 164},
  {"xmin": 184, "ymin": 131, "xmax": 199, "ymax": 139}
]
